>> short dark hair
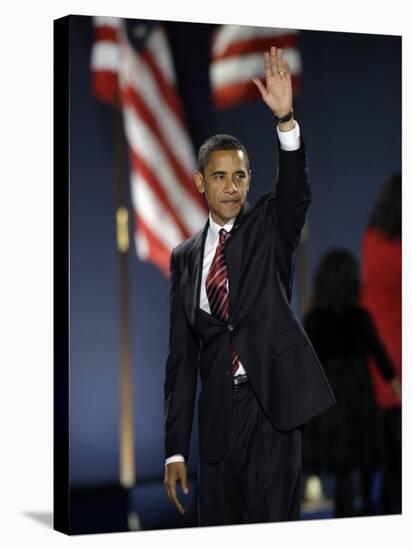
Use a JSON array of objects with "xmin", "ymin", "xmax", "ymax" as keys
[{"xmin": 197, "ymin": 134, "xmax": 250, "ymax": 174}]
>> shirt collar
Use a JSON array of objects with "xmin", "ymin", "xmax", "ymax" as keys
[{"xmin": 208, "ymin": 212, "xmax": 236, "ymax": 242}]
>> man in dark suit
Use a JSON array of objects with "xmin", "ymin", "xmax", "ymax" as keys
[{"xmin": 163, "ymin": 46, "xmax": 336, "ymax": 526}]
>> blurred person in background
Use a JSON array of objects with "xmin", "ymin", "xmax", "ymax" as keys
[
  {"xmin": 302, "ymin": 249, "xmax": 401, "ymax": 518},
  {"xmin": 360, "ymin": 174, "xmax": 402, "ymax": 515}
]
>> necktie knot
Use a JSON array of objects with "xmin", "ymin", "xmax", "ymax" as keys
[{"xmin": 219, "ymin": 228, "xmax": 228, "ymax": 244}]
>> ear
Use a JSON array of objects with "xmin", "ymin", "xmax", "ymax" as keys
[
  {"xmin": 193, "ymin": 170, "xmax": 205, "ymax": 194},
  {"xmin": 247, "ymin": 169, "xmax": 252, "ymax": 191}
]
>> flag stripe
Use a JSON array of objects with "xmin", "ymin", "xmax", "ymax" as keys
[
  {"xmin": 94, "ymin": 16, "xmax": 123, "ymax": 29},
  {"xmin": 91, "ymin": 71, "xmax": 120, "ymax": 104},
  {"xmin": 121, "ymin": 85, "xmax": 204, "ymax": 210},
  {"xmin": 119, "ymin": 41, "xmax": 197, "ymax": 178},
  {"xmin": 134, "ymin": 213, "xmax": 172, "ymax": 277},
  {"xmin": 127, "ymin": 146, "xmax": 192, "ymax": 240},
  {"xmin": 131, "ymin": 173, "xmax": 184, "ymax": 251},
  {"xmin": 211, "ymin": 49, "xmax": 301, "ymax": 88},
  {"xmin": 213, "ymin": 76, "xmax": 300, "ymax": 111},
  {"xmin": 90, "ymin": 30, "xmax": 120, "ymax": 103},
  {"xmin": 211, "ymin": 34, "xmax": 299, "ymax": 62},
  {"xmin": 210, "ymin": 24, "xmax": 301, "ymax": 111},
  {"xmin": 94, "ymin": 25, "xmax": 119, "ymax": 43},
  {"xmin": 90, "ymin": 41, "xmax": 120, "ymax": 72},
  {"xmin": 212, "ymin": 25, "xmax": 298, "ymax": 55},
  {"xmin": 122, "ymin": 104, "xmax": 205, "ymax": 234},
  {"xmin": 140, "ymin": 49, "xmax": 185, "ymax": 125},
  {"xmin": 145, "ymin": 25, "xmax": 176, "ymax": 85}
]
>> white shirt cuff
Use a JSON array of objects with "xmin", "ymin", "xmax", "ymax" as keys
[
  {"xmin": 165, "ymin": 454, "xmax": 185, "ymax": 466},
  {"xmin": 276, "ymin": 119, "xmax": 300, "ymax": 151}
]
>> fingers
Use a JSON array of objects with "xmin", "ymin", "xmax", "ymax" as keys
[
  {"xmin": 276, "ymin": 47, "xmax": 285, "ymax": 74},
  {"xmin": 264, "ymin": 51, "xmax": 273, "ymax": 82},
  {"xmin": 170, "ymin": 479, "xmax": 186, "ymax": 514},
  {"xmin": 268, "ymin": 46, "xmax": 289, "ymax": 78},
  {"xmin": 164, "ymin": 464, "xmax": 187, "ymax": 515},
  {"xmin": 255, "ymin": 46, "xmax": 293, "ymax": 114},
  {"xmin": 164, "ymin": 476, "xmax": 185, "ymax": 514},
  {"xmin": 164, "ymin": 479, "xmax": 173, "ymax": 505},
  {"xmin": 270, "ymin": 46, "xmax": 279, "ymax": 75}
]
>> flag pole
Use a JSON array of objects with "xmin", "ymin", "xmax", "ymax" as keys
[{"xmin": 112, "ymin": 104, "xmax": 136, "ymax": 489}]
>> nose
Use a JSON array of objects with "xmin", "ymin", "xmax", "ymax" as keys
[{"xmin": 224, "ymin": 177, "xmax": 238, "ymax": 192}]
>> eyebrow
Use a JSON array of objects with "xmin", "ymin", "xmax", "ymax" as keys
[{"xmin": 210, "ymin": 169, "xmax": 247, "ymax": 176}]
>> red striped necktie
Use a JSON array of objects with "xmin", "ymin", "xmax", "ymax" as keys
[{"xmin": 205, "ymin": 227, "xmax": 240, "ymax": 374}]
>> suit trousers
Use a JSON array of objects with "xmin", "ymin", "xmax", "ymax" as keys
[{"xmin": 197, "ymin": 379, "xmax": 302, "ymax": 526}]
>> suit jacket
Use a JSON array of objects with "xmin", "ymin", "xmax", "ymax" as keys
[{"xmin": 164, "ymin": 137, "xmax": 337, "ymax": 464}]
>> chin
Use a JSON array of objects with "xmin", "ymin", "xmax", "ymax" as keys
[{"xmin": 219, "ymin": 206, "xmax": 240, "ymax": 218}]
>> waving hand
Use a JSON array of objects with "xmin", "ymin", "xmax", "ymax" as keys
[{"xmin": 252, "ymin": 46, "xmax": 293, "ymax": 119}]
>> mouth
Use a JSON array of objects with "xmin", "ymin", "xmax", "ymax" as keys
[{"xmin": 221, "ymin": 199, "xmax": 240, "ymax": 205}]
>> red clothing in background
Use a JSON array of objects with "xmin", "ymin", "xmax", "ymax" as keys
[{"xmin": 360, "ymin": 226, "xmax": 401, "ymax": 409}]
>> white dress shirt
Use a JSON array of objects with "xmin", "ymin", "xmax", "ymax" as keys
[{"xmin": 165, "ymin": 121, "xmax": 301, "ymax": 466}]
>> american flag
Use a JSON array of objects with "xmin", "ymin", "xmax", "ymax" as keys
[
  {"xmin": 210, "ymin": 25, "xmax": 301, "ymax": 111},
  {"xmin": 90, "ymin": 16, "xmax": 208, "ymax": 276}
]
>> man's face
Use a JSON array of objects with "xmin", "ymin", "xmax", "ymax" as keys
[{"xmin": 194, "ymin": 149, "xmax": 251, "ymax": 226}]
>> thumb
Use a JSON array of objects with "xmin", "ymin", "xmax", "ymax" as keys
[{"xmin": 252, "ymin": 77, "xmax": 267, "ymax": 98}]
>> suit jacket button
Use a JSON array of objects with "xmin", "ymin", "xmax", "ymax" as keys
[
  {"xmin": 225, "ymin": 370, "xmax": 231, "ymax": 376},
  {"xmin": 227, "ymin": 324, "xmax": 234, "ymax": 331}
]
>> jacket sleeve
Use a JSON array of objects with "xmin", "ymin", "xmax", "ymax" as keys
[
  {"xmin": 164, "ymin": 248, "xmax": 199, "ymax": 463},
  {"xmin": 264, "ymin": 136, "xmax": 311, "ymax": 252}
]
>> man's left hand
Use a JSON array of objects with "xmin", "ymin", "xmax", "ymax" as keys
[{"xmin": 252, "ymin": 46, "xmax": 293, "ymax": 121}]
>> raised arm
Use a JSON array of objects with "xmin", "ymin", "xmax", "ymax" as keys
[{"xmin": 254, "ymin": 46, "xmax": 311, "ymax": 252}]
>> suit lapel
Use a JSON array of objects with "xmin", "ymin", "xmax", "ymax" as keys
[
  {"xmin": 188, "ymin": 219, "xmax": 209, "ymax": 324},
  {"xmin": 224, "ymin": 200, "xmax": 250, "ymax": 314}
]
